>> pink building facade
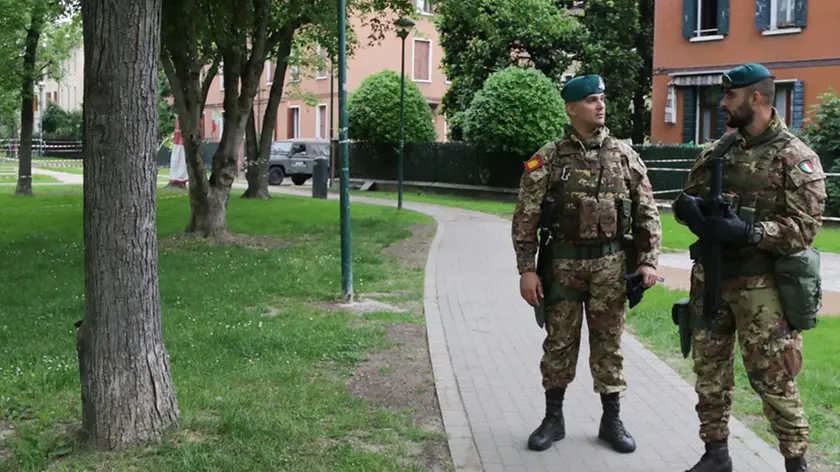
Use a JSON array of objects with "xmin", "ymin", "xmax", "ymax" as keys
[{"xmin": 200, "ymin": 1, "xmax": 451, "ymax": 149}]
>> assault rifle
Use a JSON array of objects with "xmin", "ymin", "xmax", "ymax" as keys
[
  {"xmin": 533, "ymin": 195, "xmax": 555, "ymax": 328},
  {"xmin": 700, "ymin": 132, "xmax": 738, "ymax": 339}
]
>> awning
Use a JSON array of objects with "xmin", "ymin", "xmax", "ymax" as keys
[{"xmin": 669, "ymin": 72, "xmax": 724, "ymax": 87}]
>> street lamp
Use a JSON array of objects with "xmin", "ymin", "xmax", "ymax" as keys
[
  {"xmin": 394, "ymin": 16, "xmax": 414, "ymax": 210},
  {"xmin": 37, "ymin": 82, "xmax": 44, "ymax": 157}
]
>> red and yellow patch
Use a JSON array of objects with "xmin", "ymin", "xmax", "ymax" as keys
[{"xmin": 524, "ymin": 154, "xmax": 544, "ymax": 172}]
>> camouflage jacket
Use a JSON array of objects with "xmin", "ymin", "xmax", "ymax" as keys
[
  {"xmin": 675, "ymin": 110, "xmax": 827, "ymax": 287},
  {"xmin": 512, "ymin": 125, "xmax": 662, "ymax": 274}
]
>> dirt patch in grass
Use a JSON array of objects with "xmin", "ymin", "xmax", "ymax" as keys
[
  {"xmin": 0, "ymin": 420, "xmax": 14, "ymax": 463},
  {"xmin": 345, "ymin": 221, "xmax": 452, "ymax": 471},
  {"xmin": 159, "ymin": 232, "xmax": 294, "ymax": 250},
  {"xmin": 383, "ymin": 223, "xmax": 436, "ymax": 268},
  {"xmin": 347, "ymin": 321, "xmax": 452, "ymax": 471}
]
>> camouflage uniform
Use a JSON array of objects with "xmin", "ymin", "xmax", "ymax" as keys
[
  {"xmin": 512, "ymin": 122, "xmax": 662, "ymax": 452},
  {"xmin": 675, "ymin": 110, "xmax": 826, "ymax": 461}
]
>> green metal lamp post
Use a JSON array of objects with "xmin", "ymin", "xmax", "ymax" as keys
[{"xmin": 394, "ymin": 17, "xmax": 414, "ymax": 210}]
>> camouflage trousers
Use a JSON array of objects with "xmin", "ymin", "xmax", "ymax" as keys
[
  {"xmin": 689, "ymin": 271, "xmax": 809, "ymax": 458},
  {"xmin": 541, "ymin": 251, "xmax": 627, "ymax": 394}
]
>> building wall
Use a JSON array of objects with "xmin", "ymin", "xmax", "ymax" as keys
[
  {"xmin": 35, "ymin": 46, "xmax": 84, "ymax": 135},
  {"xmin": 201, "ymin": 4, "xmax": 451, "ymax": 145},
  {"xmin": 651, "ymin": 0, "xmax": 840, "ymax": 144}
]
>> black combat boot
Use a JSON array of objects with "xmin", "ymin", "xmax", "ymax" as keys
[
  {"xmin": 785, "ymin": 456, "xmax": 808, "ymax": 472},
  {"xmin": 685, "ymin": 440, "xmax": 733, "ymax": 472},
  {"xmin": 527, "ymin": 387, "xmax": 566, "ymax": 451},
  {"xmin": 597, "ymin": 392, "xmax": 636, "ymax": 453}
]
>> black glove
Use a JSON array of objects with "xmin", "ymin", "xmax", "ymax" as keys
[
  {"xmin": 704, "ymin": 205, "xmax": 752, "ymax": 246},
  {"xmin": 624, "ymin": 272, "xmax": 646, "ymax": 309},
  {"xmin": 673, "ymin": 193, "xmax": 708, "ymax": 238}
]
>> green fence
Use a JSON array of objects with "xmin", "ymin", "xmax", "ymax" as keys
[{"xmin": 348, "ymin": 140, "xmax": 840, "ymax": 194}]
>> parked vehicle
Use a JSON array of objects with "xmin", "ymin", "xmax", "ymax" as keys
[{"xmin": 267, "ymin": 138, "xmax": 330, "ymax": 186}]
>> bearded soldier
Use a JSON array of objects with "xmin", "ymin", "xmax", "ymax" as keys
[
  {"xmin": 512, "ymin": 74, "xmax": 662, "ymax": 454},
  {"xmin": 672, "ymin": 63, "xmax": 825, "ymax": 472}
]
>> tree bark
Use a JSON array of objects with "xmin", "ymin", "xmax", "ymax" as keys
[
  {"xmin": 241, "ymin": 107, "xmax": 269, "ymax": 198},
  {"xmin": 241, "ymin": 33, "xmax": 293, "ymax": 200},
  {"xmin": 16, "ymin": 12, "xmax": 43, "ymax": 197},
  {"xmin": 78, "ymin": 0, "xmax": 180, "ymax": 451}
]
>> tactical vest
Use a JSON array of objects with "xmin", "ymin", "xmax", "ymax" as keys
[
  {"xmin": 689, "ymin": 130, "xmax": 797, "ymax": 277},
  {"xmin": 544, "ymin": 137, "xmax": 633, "ymax": 248}
]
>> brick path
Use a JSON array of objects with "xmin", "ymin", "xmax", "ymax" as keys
[{"xmin": 37, "ymin": 171, "xmax": 794, "ymax": 472}]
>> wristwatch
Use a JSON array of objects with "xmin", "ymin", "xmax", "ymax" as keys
[{"xmin": 748, "ymin": 224, "xmax": 764, "ymax": 245}]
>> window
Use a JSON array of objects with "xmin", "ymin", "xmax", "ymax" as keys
[
  {"xmin": 696, "ymin": 0, "xmax": 718, "ymax": 37},
  {"xmin": 696, "ymin": 86, "xmax": 719, "ymax": 144},
  {"xmin": 290, "ymin": 65, "xmax": 300, "ymax": 83},
  {"xmin": 412, "ymin": 39, "xmax": 432, "ymax": 82},
  {"xmin": 266, "ymin": 61, "xmax": 274, "ymax": 85},
  {"xmin": 316, "ymin": 104, "xmax": 327, "ymax": 138},
  {"xmin": 771, "ymin": 0, "xmax": 794, "ymax": 29},
  {"xmin": 218, "ymin": 62, "xmax": 224, "ymax": 91},
  {"xmin": 774, "ymin": 83, "xmax": 793, "ymax": 126},
  {"xmin": 416, "ymin": 0, "xmax": 433, "ymax": 14},
  {"xmin": 683, "ymin": 0, "xmax": 728, "ymax": 40},
  {"xmin": 286, "ymin": 107, "xmax": 300, "ymax": 139}
]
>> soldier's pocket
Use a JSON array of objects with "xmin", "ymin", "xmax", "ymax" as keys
[
  {"xmin": 598, "ymin": 199, "xmax": 617, "ymax": 238},
  {"xmin": 781, "ymin": 334, "xmax": 803, "ymax": 378},
  {"xmin": 578, "ymin": 196, "xmax": 599, "ymax": 239}
]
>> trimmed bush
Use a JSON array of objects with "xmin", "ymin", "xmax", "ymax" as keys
[
  {"xmin": 348, "ymin": 69, "xmax": 437, "ymax": 147},
  {"xmin": 462, "ymin": 66, "xmax": 568, "ymax": 159}
]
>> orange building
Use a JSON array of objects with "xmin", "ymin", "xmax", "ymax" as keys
[
  {"xmin": 651, "ymin": 0, "xmax": 840, "ymax": 145},
  {"xmin": 200, "ymin": 1, "xmax": 450, "ymax": 145}
]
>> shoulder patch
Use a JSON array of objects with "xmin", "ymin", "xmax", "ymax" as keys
[
  {"xmin": 798, "ymin": 159, "xmax": 814, "ymax": 174},
  {"xmin": 524, "ymin": 153, "xmax": 544, "ymax": 172}
]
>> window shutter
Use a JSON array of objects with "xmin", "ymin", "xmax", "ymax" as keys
[
  {"xmin": 795, "ymin": 0, "xmax": 808, "ymax": 28},
  {"xmin": 682, "ymin": 87, "xmax": 697, "ymax": 144},
  {"xmin": 717, "ymin": 0, "xmax": 730, "ymax": 35},
  {"xmin": 792, "ymin": 80, "xmax": 805, "ymax": 130},
  {"xmin": 682, "ymin": 0, "xmax": 696, "ymax": 38},
  {"xmin": 755, "ymin": 0, "xmax": 770, "ymax": 30}
]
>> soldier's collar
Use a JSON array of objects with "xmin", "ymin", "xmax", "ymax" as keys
[
  {"xmin": 566, "ymin": 124, "xmax": 609, "ymax": 149},
  {"xmin": 735, "ymin": 109, "xmax": 786, "ymax": 149}
]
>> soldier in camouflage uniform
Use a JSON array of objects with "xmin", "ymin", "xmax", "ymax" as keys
[
  {"xmin": 672, "ymin": 63, "xmax": 825, "ymax": 472},
  {"xmin": 512, "ymin": 75, "xmax": 662, "ymax": 454}
]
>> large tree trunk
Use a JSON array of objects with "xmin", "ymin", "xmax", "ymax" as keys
[
  {"xmin": 241, "ymin": 107, "xmax": 268, "ymax": 199},
  {"xmin": 241, "ymin": 37, "xmax": 292, "ymax": 199},
  {"xmin": 15, "ymin": 13, "xmax": 42, "ymax": 197},
  {"xmin": 78, "ymin": 0, "xmax": 180, "ymax": 451}
]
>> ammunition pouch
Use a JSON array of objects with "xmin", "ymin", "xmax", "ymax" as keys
[
  {"xmin": 773, "ymin": 247, "xmax": 822, "ymax": 330},
  {"xmin": 616, "ymin": 197, "xmax": 632, "ymax": 234}
]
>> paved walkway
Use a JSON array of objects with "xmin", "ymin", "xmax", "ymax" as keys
[
  {"xmin": 263, "ymin": 187, "xmax": 785, "ymax": 472},
  {"xmin": 35, "ymin": 171, "xmax": 791, "ymax": 471}
]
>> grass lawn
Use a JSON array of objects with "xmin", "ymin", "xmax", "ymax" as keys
[
  {"xmin": 0, "ymin": 185, "xmax": 452, "ymax": 471},
  {"xmin": 626, "ymin": 286, "xmax": 840, "ymax": 469},
  {"xmin": 342, "ymin": 188, "xmax": 840, "ymax": 253},
  {"xmin": 0, "ymin": 171, "xmax": 60, "ymax": 184}
]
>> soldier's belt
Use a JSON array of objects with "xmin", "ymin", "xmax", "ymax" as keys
[{"xmin": 551, "ymin": 240, "xmax": 623, "ymax": 260}]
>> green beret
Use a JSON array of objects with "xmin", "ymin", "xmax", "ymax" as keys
[
  {"xmin": 561, "ymin": 74, "xmax": 605, "ymax": 102},
  {"xmin": 722, "ymin": 63, "xmax": 774, "ymax": 90}
]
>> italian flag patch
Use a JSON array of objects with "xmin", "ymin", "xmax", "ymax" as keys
[{"xmin": 798, "ymin": 160, "xmax": 814, "ymax": 174}]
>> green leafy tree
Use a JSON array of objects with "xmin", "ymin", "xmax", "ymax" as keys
[
  {"xmin": 434, "ymin": 0, "xmax": 585, "ymax": 141},
  {"xmin": 40, "ymin": 101, "xmax": 80, "ymax": 139},
  {"xmin": 462, "ymin": 66, "xmax": 568, "ymax": 159},
  {"xmin": 575, "ymin": 0, "xmax": 640, "ymax": 140},
  {"xmin": 161, "ymin": 0, "xmax": 414, "ymax": 231},
  {"xmin": 348, "ymin": 69, "xmax": 436, "ymax": 147},
  {"xmin": 0, "ymin": 0, "xmax": 80, "ymax": 195},
  {"xmin": 800, "ymin": 88, "xmax": 840, "ymax": 216}
]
